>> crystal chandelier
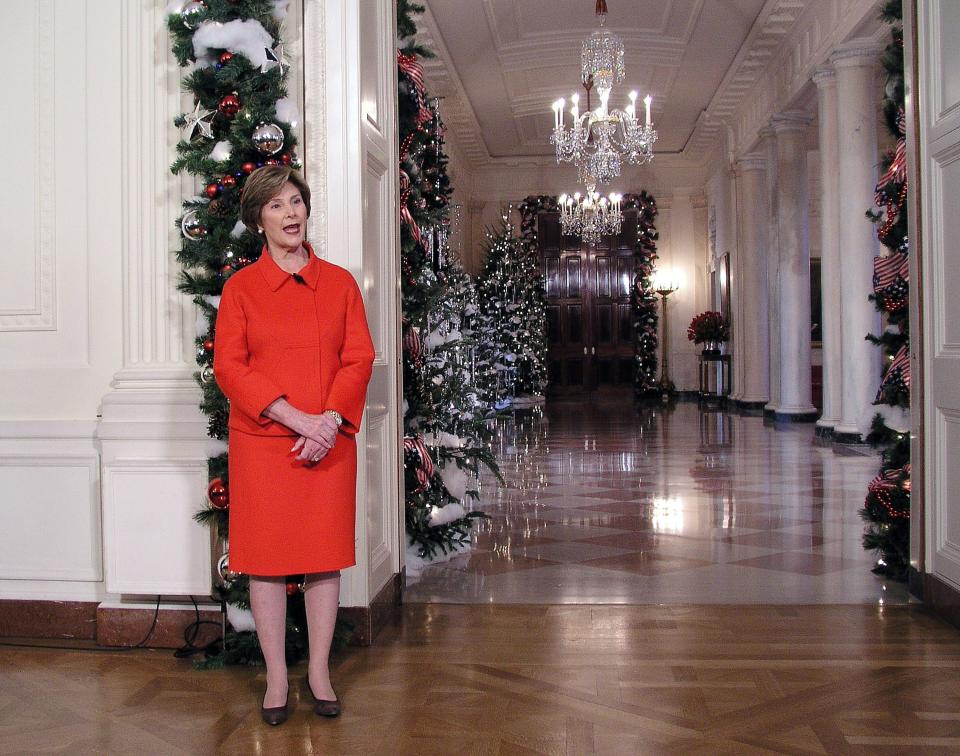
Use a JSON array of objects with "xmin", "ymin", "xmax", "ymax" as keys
[
  {"xmin": 558, "ymin": 185, "xmax": 623, "ymax": 244},
  {"xmin": 550, "ymin": 1, "xmax": 657, "ymax": 185}
]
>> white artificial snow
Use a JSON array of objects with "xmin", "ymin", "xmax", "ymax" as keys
[
  {"xmin": 193, "ymin": 18, "xmax": 273, "ymax": 69},
  {"xmin": 275, "ymin": 97, "xmax": 299, "ymax": 127},
  {"xmin": 210, "ymin": 140, "xmax": 232, "ymax": 163}
]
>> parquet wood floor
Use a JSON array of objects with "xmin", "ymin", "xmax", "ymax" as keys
[{"xmin": 4, "ymin": 603, "xmax": 960, "ymax": 754}]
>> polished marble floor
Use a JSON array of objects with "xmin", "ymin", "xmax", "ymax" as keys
[{"xmin": 406, "ymin": 396, "xmax": 911, "ymax": 605}]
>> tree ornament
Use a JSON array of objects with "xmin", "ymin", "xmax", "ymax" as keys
[
  {"xmin": 180, "ymin": 210, "xmax": 206, "ymax": 239},
  {"xmin": 285, "ymin": 581, "xmax": 303, "ymax": 596},
  {"xmin": 218, "ymin": 93, "xmax": 241, "ymax": 119},
  {"xmin": 180, "ymin": 1, "xmax": 207, "ymax": 30},
  {"xmin": 207, "ymin": 477, "xmax": 229, "ymax": 509},
  {"xmin": 207, "ymin": 198, "xmax": 228, "ymax": 218},
  {"xmin": 252, "ymin": 122, "xmax": 284, "ymax": 155},
  {"xmin": 205, "ymin": 183, "xmax": 221, "ymax": 198},
  {"xmin": 182, "ymin": 100, "xmax": 215, "ymax": 141},
  {"xmin": 217, "ymin": 553, "xmax": 238, "ymax": 584},
  {"xmin": 222, "ymin": 174, "xmax": 237, "ymax": 189},
  {"xmin": 200, "ymin": 364, "xmax": 214, "ymax": 383},
  {"xmin": 203, "ymin": 338, "xmax": 214, "ymax": 351},
  {"xmin": 241, "ymin": 162, "xmax": 256, "ymax": 174},
  {"xmin": 281, "ymin": 153, "xmax": 292, "ymax": 165},
  {"xmin": 219, "ymin": 51, "xmax": 234, "ymax": 65}
]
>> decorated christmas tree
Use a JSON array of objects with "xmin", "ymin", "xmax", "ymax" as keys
[
  {"xmin": 861, "ymin": 0, "xmax": 910, "ymax": 580},
  {"xmin": 398, "ymin": 0, "xmax": 499, "ymax": 563},
  {"xmin": 166, "ymin": 0, "xmax": 328, "ymax": 664},
  {"xmin": 476, "ymin": 218, "xmax": 548, "ymax": 406}
]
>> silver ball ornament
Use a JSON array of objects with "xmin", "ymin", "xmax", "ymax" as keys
[
  {"xmin": 217, "ymin": 553, "xmax": 238, "ymax": 584},
  {"xmin": 251, "ymin": 122, "xmax": 284, "ymax": 155},
  {"xmin": 200, "ymin": 365, "xmax": 214, "ymax": 383},
  {"xmin": 180, "ymin": 209, "xmax": 206, "ymax": 240},
  {"xmin": 180, "ymin": 1, "xmax": 207, "ymax": 30}
]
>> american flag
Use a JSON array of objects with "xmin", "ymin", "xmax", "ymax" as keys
[
  {"xmin": 398, "ymin": 52, "xmax": 434, "ymax": 125},
  {"xmin": 873, "ymin": 252, "xmax": 908, "ymax": 292},
  {"xmin": 403, "ymin": 436, "xmax": 434, "ymax": 492}
]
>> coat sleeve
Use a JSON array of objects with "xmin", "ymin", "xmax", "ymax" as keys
[
  {"xmin": 325, "ymin": 277, "xmax": 375, "ymax": 435},
  {"xmin": 213, "ymin": 282, "xmax": 285, "ymax": 426}
]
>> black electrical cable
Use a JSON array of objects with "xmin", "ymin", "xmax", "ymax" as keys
[{"xmin": 173, "ymin": 596, "xmax": 224, "ymax": 659}]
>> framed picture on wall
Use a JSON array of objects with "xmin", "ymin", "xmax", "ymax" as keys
[{"xmin": 718, "ymin": 252, "xmax": 731, "ymax": 322}]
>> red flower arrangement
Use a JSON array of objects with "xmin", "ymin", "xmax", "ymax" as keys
[{"xmin": 687, "ymin": 311, "xmax": 729, "ymax": 344}]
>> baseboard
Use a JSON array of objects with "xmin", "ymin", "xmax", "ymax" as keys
[
  {"xmin": 96, "ymin": 602, "xmax": 222, "ymax": 649},
  {"xmin": 923, "ymin": 573, "xmax": 960, "ymax": 631},
  {"xmin": 0, "ymin": 599, "xmax": 97, "ymax": 640},
  {"xmin": 833, "ymin": 430, "xmax": 865, "ymax": 444},
  {"xmin": 734, "ymin": 400, "xmax": 768, "ymax": 411},
  {"xmin": 339, "ymin": 572, "xmax": 402, "ymax": 647},
  {"xmin": 909, "ymin": 566, "xmax": 924, "ymax": 600}
]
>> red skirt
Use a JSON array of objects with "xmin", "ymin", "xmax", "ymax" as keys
[{"xmin": 227, "ymin": 430, "xmax": 357, "ymax": 575}]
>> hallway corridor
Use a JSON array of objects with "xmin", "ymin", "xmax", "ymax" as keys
[{"xmin": 406, "ymin": 399, "xmax": 909, "ymax": 605}]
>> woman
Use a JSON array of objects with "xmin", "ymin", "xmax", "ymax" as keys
[{"xmin": 213, "ymin": 165, "xmax": 375, "ymax": 725}]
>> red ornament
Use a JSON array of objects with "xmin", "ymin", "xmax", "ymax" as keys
[
  {"xmin": 218, "ymin": 93, "xmax": 241, "ymax": 118},
  {"xmin": 280, "ymin": 153, "xmax": 292, "ymax": 165},
  {"xmin": 222, "ymin": 174, "xmax": 237, "ymax": 189},
  {"xmin": 207, "ymin": 478, "xmax": 229, "ymax": 509},
  {"xmin": 241, "ymin": 162, "xmax": 256, "ymax": 174},
  {"xmin": 203, "ymin": 338, "xmax": 214, "ymax": 351},
  {"xmin": 265, "ymin": 159, "xmax": 278, "ymax": 166},
  {"xmin": 205, "ymin": 183, "xmax": 220, "ymax": 198},
  {"xmin": 219, "ymin": 51, "xmax": 234, "ymax": 65},
  {"xmin": 286, "ymin": 581, "xmax": 301, "ymax": 596}
]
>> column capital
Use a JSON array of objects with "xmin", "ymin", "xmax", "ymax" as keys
[
  {"xmin": 736, "ymin": 152, "xmax": 766, "ymax": 173},
  {"xmin": 830, "ymin": 41, "xmax": 883, "ymax": 68},
  {"xmin": 812, "ymin": 66, "xmax": 836, "ymax": 89},
  {"xmin": 771, "ymin": 110, "xmax": 812, "ymax": 134}
]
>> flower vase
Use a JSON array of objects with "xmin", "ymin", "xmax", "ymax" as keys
[{"xmin": 702, "ymin": 341, "xmax": 720, "ymax": 356}]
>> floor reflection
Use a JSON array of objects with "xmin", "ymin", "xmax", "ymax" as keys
[{"xmin": 404, "ymin": 396, "xmax": 910, "ymax": 606}]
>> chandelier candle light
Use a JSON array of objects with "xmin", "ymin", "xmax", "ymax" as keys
[
  {"xmin": 558, "ymin": 187, "xmax": 623, "ymax": 244},
  {"xmin": 550, "ymin": 1, "xmax": 656, "ymax": 186}
]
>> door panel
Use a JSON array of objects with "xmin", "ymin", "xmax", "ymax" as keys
[
  {"xmin": 539, "ymin": 211, "xmax": 638, "ymax": 395},
  {"xmin": 917, "ymin": 1, "xmax": 960, "ymax": 586}
]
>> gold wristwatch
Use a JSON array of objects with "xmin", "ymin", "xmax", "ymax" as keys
[{"xmin": 324, "ymin": 410, "xmax": 343, "ymax": 427}]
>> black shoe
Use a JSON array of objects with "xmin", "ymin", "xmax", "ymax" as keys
[
  {"xmin": 306, "ymin": 676, "xmax": 342, "ymax": 718},
  {"xmin": 260, "ymin": 687, "xmax": 290, "ymax": 726}
]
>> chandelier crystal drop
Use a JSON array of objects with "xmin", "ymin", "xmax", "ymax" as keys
[
  {"xmin": 550, "ymin": 2, "xmax": 657, "ymax": 184},
  {"xmin": 558, "ymin": 185, "xmax": 624, "ymax": 244}
]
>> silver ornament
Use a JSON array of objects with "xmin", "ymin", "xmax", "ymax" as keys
[
  {"xmin": 200, "ymin": 365, "xmax": 214, "ymax": 383},
  {"xmin": 180, "ymin": 1, "xmax": 207, "ymax": 30},
  {"xmin": 252, "ymin": 122, "xmax": 284, "ymax": 155},
  {"xmin": 217, "ymin": 553, "xmax": 238, "ymax": 584},
  {"xmin": 181, "ymin": 209, "xmax": 206, "ymax": 240}
]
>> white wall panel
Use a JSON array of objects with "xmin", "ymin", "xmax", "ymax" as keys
[
  {"xmin": 102, "ymin": 458, "xmax": 211, "ymax": 595},
  {"xmin": 0, "ymin": 455, "xmax": 100, "ymax": 581}
]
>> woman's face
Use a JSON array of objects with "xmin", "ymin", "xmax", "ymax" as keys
[{"xmin": 259, "ymin": 181, "xmax": 307, "ymax": 251}]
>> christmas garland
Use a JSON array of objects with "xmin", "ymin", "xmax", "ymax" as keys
[
  {"xmin": 167, "ymin": 0, "xmax": 338, "ymax": 666},
  {"xmin": 861, "ymin": 0, "xmax": 910, "ymax": 580},
  {"xmin": 518, "ymin": 193, "xmax": 660, "ymax": 397}
]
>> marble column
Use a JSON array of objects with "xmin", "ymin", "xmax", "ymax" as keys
[
  {"xmin": 813, "ymin": 66, "xmax": 844, "ymax": 436},
  {"xmin": 734, "ymin": 154, "xmax": 770, "ymax": 406},
  {"xmin": 832, "ymin": 43, "xmax": 883, "ymax": 442},
  {"xmin": 760, "ymin": 126, "xmax": 782, "ymax": 413},
  {"xmin": 771, "ymin": 111, "xmax": 817, "ymax": 420}
]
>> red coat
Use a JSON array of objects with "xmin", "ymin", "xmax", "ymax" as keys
[{"xmin": 212, "ymin": 245, "xmax": 375, "ymax": 574}]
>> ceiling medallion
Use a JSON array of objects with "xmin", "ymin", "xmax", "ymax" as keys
[{"xmin": 550, "ymin": 0, "xmax": 657, "ymax": 191}]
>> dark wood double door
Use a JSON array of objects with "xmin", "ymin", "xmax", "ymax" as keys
[{"xmin": 540, "ymin": 212, "xmax": 638, "ymax": 395}]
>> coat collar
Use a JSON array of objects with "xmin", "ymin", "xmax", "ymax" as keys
[{"xmin": 256, "ymin": 243, "xmax": 322, "ymax": 291}]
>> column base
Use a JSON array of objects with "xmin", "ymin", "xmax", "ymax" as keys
[
  {"xmin": 815, "ymin": 419, "xmax": 836, "ymax": 439},
  {"xmin": 832, "ymin": 429, "xmax": 865, "ymax": 444},
  {"xmin": 734, "ymin": 399, "xmax": 768, "ymax": 416},
  {"xmin": 773, "ymin": 409, "xmax": 819, "ymax": 423}
]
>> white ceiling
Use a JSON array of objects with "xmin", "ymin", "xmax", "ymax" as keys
[{"xmin": 417, "ymin": 0, "xmax": 816, "ymax": 167}]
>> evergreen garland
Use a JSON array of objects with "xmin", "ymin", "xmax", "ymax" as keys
[
  {"xmin": 475, "ymin": 218, "xmax": 548, "ymax": 405},
  {"xmin": 397, "ymin": 1, "xmax": 499, "ymax": 561},
  {"xmin": 518, "ymin": 193, "xmax": 660, "ymax": 397},
  {"xmin": 861, "ymin": 0, "xmax": 910, "ymax": 580}
]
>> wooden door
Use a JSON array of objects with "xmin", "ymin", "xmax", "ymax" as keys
[{"xmin": 540, "ymin": 212, "xmax": 638, "ymax": 396}]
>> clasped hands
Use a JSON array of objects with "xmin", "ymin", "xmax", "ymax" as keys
[{"xmin": 291, "ymin": 412, "xmax": 339, "ymax": 465}]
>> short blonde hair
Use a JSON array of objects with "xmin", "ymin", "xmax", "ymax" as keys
[{"xmin": 240, "ymin": 165, "xmax": 312, "ymax": 235}]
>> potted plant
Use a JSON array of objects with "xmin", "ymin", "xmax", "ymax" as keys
[{"xmin": 687, "ymin": 311, "xmax": 729, "ymax": 354}]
